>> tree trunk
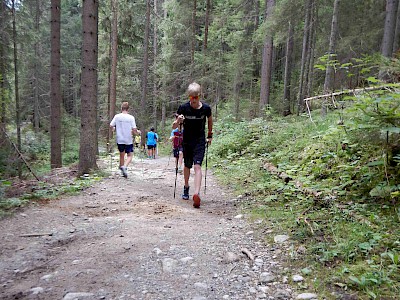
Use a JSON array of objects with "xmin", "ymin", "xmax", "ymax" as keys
[
  {"xmin": 250, "ymin": 0, "xmax": 260, "ymax": 115},
  {"xmin": 203, "ymin": 0, "xmax": 210, "ymax": 53},
  {"xmin": 153, "ymin": 0, "xmax": 158, "ymax": 129},
  {"xmin": 140, "ymin": 0, "xmax": 151, "ymax": 132},
  {"xmin": 324, "ymin": 0, "xmax": 340, "ymax": 93},
  {"xmin": 106, "ymin": 28, "xmax": 111, "ymax": 146},
  {"xmin": 283, "ymin": 21, "xmax": 293, "ymax": 116},
  {"xmin": 108, "ymin": 0, "xmax": 118, "ymax": 150},
  {"xmin": 12, "ymin": 0, "xmax": 22, "ymax": 177},
  {"xmin": 259, "ymin": 0, "xmax": 275, "ymax": 116},
  {"xmin": 0, "ymin": 0, "xmax": 7, "ymax": 142},
  {"xmin": 202, "ymin": 0, "xmax": 211, "ymax": 81},
  {"xmin": 233, "ymin": 52, "xmax": 243, "ymax": 121},
  {"xmin": 33, "ymin": 0, "xmax": 40, "ymax": 132},
  {"xmin": 382, "ymin": 0, "xmax": 398, "ymax": 58},
  {"xmin": 252, "ymin": 0, "xmax": 260, "ymax": 79},
  {"xmin": 79, "ymin": 0, "xmax": 99, "ymax": 174},
  {"xmin": 306, "ymin": 0, "xmax": 317, "ymax": 98},
  {"xmin": 297, "ymin": 0, "xmax": 312, "ymax": 114},
  {"xmin": 191, "ymin": 0, "xmax": 197, "ymax": 78},
  {"xmin": 50, "ymin": 0, "xmax": 62, "ymax": 168},
  {"xmin": 392, "ymin": 0, "xmax": 400, "ymax": 55},
  {"xmin": 160, "ymin": 2, "xmax": 167, "ymax": 132}
]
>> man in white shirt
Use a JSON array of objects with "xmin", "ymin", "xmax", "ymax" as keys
[{"xmin": 110, "ymin": 102, "xmax": 141, "ymax": 178}]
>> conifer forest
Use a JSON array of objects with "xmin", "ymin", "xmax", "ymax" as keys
[
  {"xmin": 0, "ymin": 0, "xmax": 399, "ymax": 299},
  {"xmin": 0, "ymin": 0, "xmax": 398, "ymax": 173}
]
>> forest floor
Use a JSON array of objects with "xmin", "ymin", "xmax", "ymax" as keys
[{"xmin": 0, "ymin": 154, "xmax": 316, "ymax": 300}]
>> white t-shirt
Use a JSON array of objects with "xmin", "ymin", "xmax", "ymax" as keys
[{"xmin": 110, "ymin": 112, "xmax": 137, "ymax": 144}]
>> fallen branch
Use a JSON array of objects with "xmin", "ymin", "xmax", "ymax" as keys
[
  {"xmin": 241, "ymin": 248, "xmax": 255, "ymax": 261},
  {"xmin": 303, "ymin": 84, "xmax": 400, "ymax": 102},
  {"xmin": 263, "ymin": 162, "xmax": 322, "ymax": 198},
  {"xmin": 1, "ymin": 126, "xmax": 40, "ymax": 181},
  {"xmin": 228, "ymin": 264, "xmax": 237, "ymax": 274},
  {"xmin": 20, "ymin": 232, "xmax": 53, "ymax": 237},
  {"xmin": 303, "ymin": 218, "xmax": 314, "ymax": 235},
  {"xmin": 294, "ymin": 180, "xmax": 322, "ymax": 198},
  {"xmin": 263, "ymin": 163, "xmax": 292, "ymax": 183}
]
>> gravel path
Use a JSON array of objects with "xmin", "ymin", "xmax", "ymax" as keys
[{"xmin": 0, "ymin": 155, "xmax": 312, "ymax": 300}]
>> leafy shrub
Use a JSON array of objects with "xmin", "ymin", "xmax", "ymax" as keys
[{"xmin": 209, "ymin": 88, "xmax": 400, "ymax": 299}]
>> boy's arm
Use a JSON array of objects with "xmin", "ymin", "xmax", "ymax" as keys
[
  {"xmin": 132, "ymin": 128, "xmax": 141, "ymax": 135},
  {"xmin": 207, "ymin": 114, "xmax": 213, "ymax": 144},
  {"xmin": 173, "ymin": 108, "xmax": 184, "ymax": 129},
  {"xmin": 172, "ymin": 117, "xmax": 182, "ymax": 129},
  {"xmin": 207, "ymin": 115, "xmax": 213, "ymax": 137}
]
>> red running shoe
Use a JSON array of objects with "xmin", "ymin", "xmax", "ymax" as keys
[{"xmin": 193, "ymin": 194, "xmax": 201, "ymax": 208}]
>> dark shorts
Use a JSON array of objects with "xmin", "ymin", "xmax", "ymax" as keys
[
  {"xmin": 147, "ymin": 145, "xmax": 156, "ymax": 150},
  {"xmin": 183, "ymin": 140, "xmax": 206, "ymax": 168},
  {"xmin": 173, "ymin": 147, "xmax": 183, "ymax": 158},
  {"xmin": 117, "ymin": 144, "xmax": 134, "ymax": 154}
]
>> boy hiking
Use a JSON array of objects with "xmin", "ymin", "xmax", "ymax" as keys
[
  {"xmin": 170, "ymin": 113, "xmax": 183, "ymax": 173},
  {"xmin": 110, "ymin": 102, "xmax": 141, "ymax": 178},
  {"xmin": 172, "ymin": 82, "xmax": 213, "ymax": 208},
  {"xmin": 146, "ymin": 127, "xmax": 158, "ymax": 159}
]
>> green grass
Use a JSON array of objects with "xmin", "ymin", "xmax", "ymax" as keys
[{"xmin": 210, "ymin": 105, "xmax": 400, "ymax": 299}]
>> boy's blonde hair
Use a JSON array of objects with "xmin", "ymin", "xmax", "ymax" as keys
[
  {"xmin": 187, "ymin": 82, "xmax": 201, "ymax": 96},
  {"xmin": 121, "ymin": 101, "xmax": 129, "ymax": 111}
]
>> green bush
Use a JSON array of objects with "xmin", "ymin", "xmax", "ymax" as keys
[{"xmin": 209, "ymin": 90, "xmax": 400, "ymax": 299}]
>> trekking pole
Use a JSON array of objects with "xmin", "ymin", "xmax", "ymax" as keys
[
  {"xmin": 110, "ymin": 152, "xmax": 113, "ymax": 172},
  {"xmin": 139, "ymin": 144, "xmax": 144, "ymax": 177},
  {"xmin": 173, "ymin": 122, "xmax": 183, "ymax": 198},
  {"xmin": 107, "ymin": 143, "xmax": 112, "ymax": 171},
  {"xmin": 173, "ymin": 155, "xmax": 179, "ymax": 198},
  {"xmin": 204, "ymin": 141, "xmax": 209, "ymax": 195},
  {"xmin": 167, "ymin": 149, "xmax": 172, "ymax": 169}
]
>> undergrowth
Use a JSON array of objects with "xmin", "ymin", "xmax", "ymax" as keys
[
  {"xmin": 0, "ymin": 174, "xmax": 103, "ymax": 218},
  {"xmin": 0, "ymin": 116, "xmax": 103, "ymax": 215},
  {"xmin": 210, "ymin": 92, "xmax": 400, "ymax": 299}
]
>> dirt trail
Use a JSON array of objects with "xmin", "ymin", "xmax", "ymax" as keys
[{"xmin": 0, "ymin": 155, "xmax": 295, "ymax": 300}]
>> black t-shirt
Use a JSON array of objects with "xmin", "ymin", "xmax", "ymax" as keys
[{"xmin": 177, "ymin": 102, "xmax": 212, "ymax": 142}]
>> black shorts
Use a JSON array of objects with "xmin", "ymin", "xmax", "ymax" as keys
[
  {"xmin": 117, "ymin": 144, "xmax": 134, "ymax": 154},
  {"xmin": 173, "ymin": 147, "xmax": 183, "ymax": 158},
  {"xmin": 147, "ymin": 145, "xmax": 156, "ymax": 150},
  {"xmin": 183, "ymin": 139, "xmax": 206, "ymax": 168}
]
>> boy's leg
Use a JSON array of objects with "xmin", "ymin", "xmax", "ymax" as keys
[
  {"xmin": 191, "ymin": 141, "xmax": 206, "ymax": 208},
  {"xmin": 183, "ymin": 166, "xmax": 190, "ymax": 187},
  {"xmin": 122, "ymin": 153, "xmax": 132, "ymax": 178},
  {"xmin": 182, "ymin": 144, "xmax": 192, "ymax": 188},
  {"xmin": 119, "ymin": 151, "xmax": 125, "ymax": 167},
  {"xmin": 192, "ymin": 164, "xmax": 202, "ymax": 208},
  {"xmin": 124, "ymin": 145, "xmax": 134, "ymax": 167},
  {"xmin": 182, "ymin": 166, "xmax": 190, "ymax": 200},
  {"xmin": 193, "ymin": 164, "xmax": 202, "ymax": 195},
  {"xmin": 178, "ymin": 151, "xmax": 183, "ymax": 169}
]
